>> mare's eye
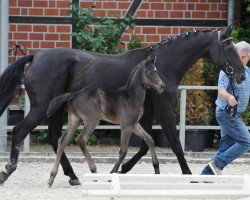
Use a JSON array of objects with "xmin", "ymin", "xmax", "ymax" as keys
[{"xmin": 227, "ymin": 47, "xmax": 232, "ymax": 52}]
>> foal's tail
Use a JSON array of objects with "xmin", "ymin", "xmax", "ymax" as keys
[
  {"xmin": 46, "ymin": 93, "xmax": 76, "ymax": 118},
  {"xmin": 0, "ymin": 55, "xmax": 34, "ymax": 116}
]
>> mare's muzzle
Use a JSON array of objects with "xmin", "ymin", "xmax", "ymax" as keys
[{"xmin": 241, "ymin": 74, "xmax": 246, "ymax": 81}]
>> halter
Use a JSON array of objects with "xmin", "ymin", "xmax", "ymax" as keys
[
  {"xmin": 218, "ymin": 31, "xmax": 238, "ymax": 117},
  {"xmin": 217, "ymin": 31, "xmax": 235, "ymax": 77}
]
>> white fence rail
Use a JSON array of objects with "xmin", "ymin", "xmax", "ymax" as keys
[
  {"xmin": 81, "ymin": 173, "xmax": 250, "ymax": 199},
  {"xmin": 4, "ymin": 85, "xmax": 249, "ymax": 152}
]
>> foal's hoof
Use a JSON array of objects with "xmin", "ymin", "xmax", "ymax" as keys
[
  {"xmin": 47, "ymin": 179, "xmax": 53, "ymax": 188},
  {"xmin": 69, "ymin": 178, "xmax": 81, "ymax": 186}
]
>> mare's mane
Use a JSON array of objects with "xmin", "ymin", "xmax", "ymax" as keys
[{"xmin": 146, "ymin": 29, "xmax": 216, "ymax": 50}]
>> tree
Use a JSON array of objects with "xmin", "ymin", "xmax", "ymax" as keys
[{"xmin": 68, "ymin": 3, "xmax": 136, "ymax": 54}]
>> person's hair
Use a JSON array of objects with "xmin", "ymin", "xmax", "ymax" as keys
[{"xmin": 235, "ymin": 41, "xmax": 250, "ymax": 56}]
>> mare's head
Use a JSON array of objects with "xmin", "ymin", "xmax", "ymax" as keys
[
  {"xmin": 209, "ymin": 25, "xmax": 245, "ymax": 83},
  {"xmin": 141, "ymin": 55, "xmax": 165, "ymax": 93}
]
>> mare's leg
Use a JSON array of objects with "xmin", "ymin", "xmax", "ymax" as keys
[
  {"xmin": 153, "ymin": 96, "xmax": 191, "ymax": 174},
  {"xmin": 47, "ymin": 114, "xmax": 82, "ymax": 187},
  {"xmin": 75, "ymin": 120, "xmax": 99, "ymax": 173},
  {"xmin": 0, "ymin": 107, "xmax": 45, "ymax": 184},
  {"xmin": 111, "ymin": 126, "xmax": 132, "ymax": 173},
  {"xmin": 132, "ymin": 123, "xmax": 160, "ymax": 174},
  {"xmin": 47, "ymin": 106, "xmax": 80, "ymax": 186},
  {"xmin": 121, "ymin": 93, "xmax": 191, "ymax": 174}
]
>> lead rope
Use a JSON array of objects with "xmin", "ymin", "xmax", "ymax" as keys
[{"xmin": 225, "ymin": 76, "xmax": 238, "ymax": 117}]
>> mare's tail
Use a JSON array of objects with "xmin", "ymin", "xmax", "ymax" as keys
[
  {"xmin": 46, "ymin": 93, "xmax": 76, "ymax": 118},
  {"xmin": 0, "ymin": 55, "xmax": 34, "ymax": 116}
]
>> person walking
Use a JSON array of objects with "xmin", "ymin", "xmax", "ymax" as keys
[{"xmin": 201, "ymin": 41, "xmax": 250, "ymax": 175}]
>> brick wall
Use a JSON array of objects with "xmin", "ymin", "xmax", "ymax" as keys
[
  {"xmin": 79, "ymin": 0, "xmax": 229, "ymax": 48},
  {"xmin": 9, "ymin": 0, "xmax": 239, "ymax": 62}
]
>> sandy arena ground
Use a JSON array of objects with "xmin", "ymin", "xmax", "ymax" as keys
[{"xmin": 0, "ymin": 146, "xmax": 250, "ymax": 200}]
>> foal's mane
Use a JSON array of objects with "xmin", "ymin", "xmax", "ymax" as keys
[
  {"xmin": 146, "ymin": 29, "xmax": 216, "ymax": 50},
  {"xmin": 117, "ymin": 60, "xmax": 145, "ymax": 92}
]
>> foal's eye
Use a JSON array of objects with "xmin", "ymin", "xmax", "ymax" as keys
[
  {"xmin": 147, "ymin": 70, "xmax": 154, "ymax": 76},
  {"xmin": 227, "ymin": 47, "xmax": 232, "ymax": 52}
]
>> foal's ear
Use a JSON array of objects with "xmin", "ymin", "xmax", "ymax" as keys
[{"xmin": 146, "ymin": 55, "xmax": 156, "ymax": 64}]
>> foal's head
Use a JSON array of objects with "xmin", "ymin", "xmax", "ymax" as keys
[{"xmin": 141, "ymin": 55, "xmax": 165, "ymax": 93}]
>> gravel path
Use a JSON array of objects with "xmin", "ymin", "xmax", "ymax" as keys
[
  {"xmin": 0, "ymin": 145, "xmax": 250, "ymax": 199},
  {"xmin": 1, "ymin": 160, "xmax": 250, "ymax": 200}
]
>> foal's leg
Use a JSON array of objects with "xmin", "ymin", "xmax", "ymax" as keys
[
  {"xmin": 111, "ymin": 126, "xmax": 132, "ymax": 173},
  {"xmin": 132, "ymin": 123, "xmax": 160, "ymax": 174},
  {"xmin": 120, "ymin": 94, "xmax": 153, "ymax": 173},
  {"xmin": 48, "ymin": 106, "xmax": 80, "ymax": 186},
  {"xmin": 75, "ymin": 119, "xmax": 99, "ymax": 173},
  {"xmin": 0, "ymin": 107, "xmax": 45, "ymax": 184},
  {"xmin": 121, "ymin": 116, "xmax": 152, "ymax": 173},
  {"xmin": 47, "ymin": 116, "xmax": 82, "ymax": 187}
]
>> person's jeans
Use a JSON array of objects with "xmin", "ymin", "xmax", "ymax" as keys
[{"xmin": 201, "ymin": 108, "xmax": 250, "ymax": 175}]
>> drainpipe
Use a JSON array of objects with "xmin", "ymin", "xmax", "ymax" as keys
[
  {"xmin": 227, "ymin": 0, "xmax": 235, "ymax": 26},
  {"xmin": 0, "ymin": 0, "xmax": 9, "ymax": 152}
]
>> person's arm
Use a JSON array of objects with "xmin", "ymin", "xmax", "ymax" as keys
[{"xmin": 218, "ymin": 88, "xmax": 238, "ymax": 106}]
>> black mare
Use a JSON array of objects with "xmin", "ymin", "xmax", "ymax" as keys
[{"xmin": 0, "ymin": 25, "xmax": 245, "ymax": 185}]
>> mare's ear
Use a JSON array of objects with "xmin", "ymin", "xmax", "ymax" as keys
[
  {"xmin": 146, "ymin": 55, "xmax": 156, "ymax": 64},
  {"xmin": 225, "ymin": 24, "xmax": 235, "ymax": 36},
  {"xmin": 220, "ymin": 24, "xmax": 234, "ymax": 40}
]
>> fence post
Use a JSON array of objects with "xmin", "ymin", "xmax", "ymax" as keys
[
  {"xmin": 23, "ymin": 91, "xmax": 30, "ymax": 152},
  {"xmin": 0, "ymin": 112, "xmax": 7, "ymax": 152},
  {"xmin": 0, "ymin": 0, "xmax": 9, "ymax": 152},
  {"xmin": 179, "ymin": 88, "xmax": 187, "ymax": 151}
]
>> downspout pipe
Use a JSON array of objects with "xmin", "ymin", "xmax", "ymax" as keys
[
  {"xmin": 0, "ymin": 0, "xmax": 9, "ymax": 152},
  {"xmin": 228, "ymin": 0, "xmax": 235, "ymax": 26}
]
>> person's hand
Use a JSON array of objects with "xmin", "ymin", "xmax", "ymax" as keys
[{"xmin": 228, "ymin": 95, "xmax": 238, "ymax": 106}]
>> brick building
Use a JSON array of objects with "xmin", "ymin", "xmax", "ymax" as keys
[{"xmin": 8, "ymin": 0, "xmax": 242, "ymax": 63}]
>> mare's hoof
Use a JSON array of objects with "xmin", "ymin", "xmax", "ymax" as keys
[
  {"xmin": 0, "ymin": 171, "xmax": 8, "ymax": 185},
  {"xmin": 119, "ymin": 170, "xmax": 126, "ymax": 174},
  {"xmin": 69, "ymin": 178, "xmax": 81, "ymax": 186},
  {"xmin": 184, "ymin": 170, "xmax": 192, "ymax": 175}
]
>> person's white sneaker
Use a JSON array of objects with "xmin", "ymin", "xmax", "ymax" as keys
[{"xmin": 208, "ymin": 161, "xmax": 222, "ymax": 175}]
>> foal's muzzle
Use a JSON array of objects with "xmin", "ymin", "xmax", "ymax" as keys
[
  {"xmin": 158, "ymin": 83, "xmax": 165, "ymax": 93},
  {"xmin": 160, "ymin": 84, "xmax": 165, "ymax": 91}
]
